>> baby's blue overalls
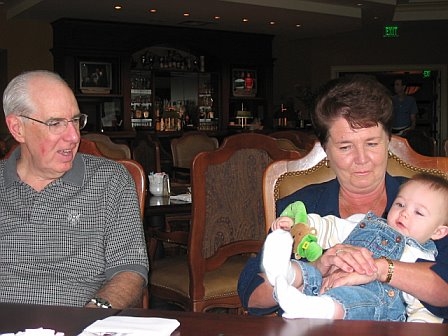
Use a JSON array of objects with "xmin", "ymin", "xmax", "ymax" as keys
[{"xmin": 296, "ymin": 212, "xmax": 437, "ymax": 321}]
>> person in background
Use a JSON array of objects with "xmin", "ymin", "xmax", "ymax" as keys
[
  {"xmin": 391, "ymin": 76, "xmax": 418, "ymax": 135},
  {"xmin": 237, "ymin": 74, "xmax": 448, "ymax": 322},
  {"xmin": 0, "ymin": 70, "xmax": 149, "ymax": 308},
  {"xmin": 265, "ymin": 173, "xmax": 448, "ymax": 322}
]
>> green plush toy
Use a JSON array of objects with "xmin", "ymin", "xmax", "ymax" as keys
[{"xmin": 280, "ymin": 201, "xmax": 323, "ymax": 262}]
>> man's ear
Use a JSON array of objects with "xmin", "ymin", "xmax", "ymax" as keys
[
  {"xmin": 431, "ymin": 225, "xmax": 448, "ymax": 241},
  {"xmin": 5, "ymin": 114, "xmax": 25, "ymax": 143}
]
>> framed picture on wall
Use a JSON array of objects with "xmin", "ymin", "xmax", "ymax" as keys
[
  {"xmin": 232, "ymin": 68, "xmax": 257, "ymax": 97},
  {"xmin": 79, "ymin": 61, "xmax": 112, "ymax": 94}
]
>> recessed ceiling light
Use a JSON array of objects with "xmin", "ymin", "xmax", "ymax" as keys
[
  {"xmin": 242, "ymin": 18, "xmax": 249, "ymax": 22},
  {"xmin": 269, "ymin": 21, "xmax": 275, "ymax": 25},
  {"xmin": 183, "ymin": 13, "xmax": 190, "ymax": 17},
  {"xmin": 149, "ymin": 9, "xmax": 157, "ymax": 13},
  {"xmin": 214, "ymin": 16, "xmax": 221, "ymax": 20},
  {"xmin": 114, "ymin": 5, "xmax": 122, "ymax": 10}
]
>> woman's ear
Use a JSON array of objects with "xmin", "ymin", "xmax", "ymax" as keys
[
  {"xmin": 5, "ymin": 115, "xmax": 25, "ymax": 143},
  {"xmin": 431, "ymin": 225, "xmax": 448, "ymax": 241}
]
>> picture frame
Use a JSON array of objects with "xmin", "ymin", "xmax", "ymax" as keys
[
  {"xmin": 232, "ymin": 68, "xmax": 257, "ymax": 97},
  {"xmin": 79, "ymin": 61, "xmax": 112, "ymax": 94}
]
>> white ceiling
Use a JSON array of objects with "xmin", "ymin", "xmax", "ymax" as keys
[{"xmin": 3, "ymin": 0, "xmax": 448, "ymax": 40}]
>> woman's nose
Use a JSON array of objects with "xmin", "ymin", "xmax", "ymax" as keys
[{"xmin": 354, "ymin": 146, "xmax": 367, "ymax": 164}]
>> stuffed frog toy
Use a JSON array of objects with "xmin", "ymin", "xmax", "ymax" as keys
[{"xmin": 280, "ymin": 201, "xmax": 323, "ymax": 262}]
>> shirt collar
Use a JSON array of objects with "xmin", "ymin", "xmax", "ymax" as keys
[{"xmin": 4, "ymin": 146, "xmax": 85, "ymax": 188}]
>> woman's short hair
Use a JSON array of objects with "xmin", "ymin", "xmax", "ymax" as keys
[{"xmin": 312, "ymin": 74, "xmax": 393, "ymax": 147}]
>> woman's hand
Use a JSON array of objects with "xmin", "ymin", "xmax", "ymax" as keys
[
  {"xmin": 320, "ymin": 269, "xmax": 378, "ymax": 294},
  {"xmin": 313, "ymin": 243, "xmax": 378, "ymax": 278}
]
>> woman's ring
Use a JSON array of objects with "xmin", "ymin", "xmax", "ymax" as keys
[{"xmin": 335, "ymin": 249, "xmax": 345, "ymax": 256}]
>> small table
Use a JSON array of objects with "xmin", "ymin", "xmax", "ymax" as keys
[{"xmin": 145, "ymin": 185, "xmax": 192, "ymax": 259}]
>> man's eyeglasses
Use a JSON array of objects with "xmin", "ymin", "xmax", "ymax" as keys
[{"xmin": 19, "ymin": 114, "xmax": 88, "ymax": 135}]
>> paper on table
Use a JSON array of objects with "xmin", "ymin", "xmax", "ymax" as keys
[
  {"xmin": 0, "ymin": 328, "xmax": 64, "ymax": 336},
  {"xmin": 79, "ymin": 316, "xmax": 180, "ymax": 336},
  {"xmin": 169, "ymin": 194, "xmax": 191, "ymax": 203}
]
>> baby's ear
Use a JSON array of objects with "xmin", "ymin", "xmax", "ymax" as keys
[{"xmin": 431, "ymin": 225, "xmax": 448, "ymax": 241}]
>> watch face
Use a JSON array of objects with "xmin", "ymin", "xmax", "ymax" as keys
[{"xmin": 91, "ymin": 297, "xmax": 112, "ymax": 308}]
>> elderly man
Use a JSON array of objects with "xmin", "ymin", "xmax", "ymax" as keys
[{"xmin": 1, "ymin": 70, "xmax": 148, "ymax": 308}]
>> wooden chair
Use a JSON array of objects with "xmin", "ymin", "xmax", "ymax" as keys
[
  {"xmin": 131, "ymin": 133, "xmax": 162, "ymax": 175},
  {"xmin": 79, "ymin": 138, "xmax": 149, "ymax": 307},
  {"xmin": 274, "ymin": 138, "xmax": 308, "ymax": 155},
  {"xmin": 269, "ymin": 130, "xmax": 316, "ymax": 154},
  {"xmin": 263, "ymin": 135, "xmax": 448, "ymax": 228},
  {"xmin": 149, "ymin": 133, "xmax": 303, "ymax": 312},
  {"xmin": 82, "ymin": 133, "xmax": 131, "ymax": 159},
  {"xmin": 170, "ymin": 131, "xmax": 219, "ymax": 183}
]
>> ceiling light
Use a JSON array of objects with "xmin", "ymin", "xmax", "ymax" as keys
[
  {"xmin": 183, "ymin": 13, "xmax": 190, "ymax": 17},
  {"xmin": 242, "ymin": 18, "xmax": 249, "ymax": 22},
  {"xmin": 296, "ymin": 24, "xmax": 302, "ymax": 28},
  {"xmin": 149, "ymin": 9, "xmax": 157, "ymax": 13},
  {"xmin": 269, "ymin": 21, "xmax": 275, "ymax": 25},
  {"xmin": 214, "ymin": 16, "xmax": 220, "ymax": 20},
  {"xmin": 114, "ymin": 5, "xmax": 122, "ymax": 10}
]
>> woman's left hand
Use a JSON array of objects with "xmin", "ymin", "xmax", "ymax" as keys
[
  {"xmin": 314, "ymin": 243, "xmax": 377, "ymax": 278},
  {"xmin": 320, "ymin": 269, "xmax": 378, "ymax": 294}
]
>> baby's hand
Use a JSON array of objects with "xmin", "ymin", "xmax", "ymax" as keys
[{"xmin": 271, "ymin": 216, "xmax": 294, "ymax": 231}]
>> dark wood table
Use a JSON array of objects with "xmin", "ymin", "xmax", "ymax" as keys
[
  {"xmin": 145, "ymin": 185, "xmax": 191, "ymax": 217},
  {"xmin": 0, "ymin": 303, "xmax": 119, "ymax": 336},
  {"xmin": 120, "ymin": 308, "xmax": 448, "ymax": 336},
  {"xmin": 1, "ymin": 303, "xmax": 447, "ymax": 336},
  {"xmin": 145, "ymin": 185, "xmax": 191, "ymax": 259}
]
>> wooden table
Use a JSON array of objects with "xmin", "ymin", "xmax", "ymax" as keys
[
  {"xmin": 1, "ymin": 303, "xmax": 447, "ymax": 336},
  {"xmin": 0, "ymin": 303, "xmax": 118, "ymax": 336},
  {"xmin": 121, "ymin": 308, "xmax": 448, "ymax": 336},
  {"xmin": 145, "ymin": 185, "xmax": 191, "ymax": 217},
  {"xmin": 145, "ymin": 185, "xmax": 191, "ymax": 259}
]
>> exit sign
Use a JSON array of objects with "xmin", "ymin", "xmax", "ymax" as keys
[
  {"xmin": 423, "ymin": 70, "xmax": 431, "ymax": 78},
  {"xmin": 383, "ymin": 25, "xmax": 399, "ymax": 38}
]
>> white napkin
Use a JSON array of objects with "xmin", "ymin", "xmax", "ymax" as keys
[
  {"xmin": 169, "ymin": 194, "xmax": 191, "ymax": 203},
  {"xmin": 1, "ymin": 328, "xmax": 64, "ymax": 336},
  {"xmin": 79, "ymin": 316, "xmax": 180, "ymax": 336}
]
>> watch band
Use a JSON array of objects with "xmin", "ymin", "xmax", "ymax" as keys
[
  {"xmin": 381, "ymin": 256, "xmax": 394, "ymax": 283},
  {"xmin": 90, "ymin": 297, "xmax": 112, "ymax": 308}
]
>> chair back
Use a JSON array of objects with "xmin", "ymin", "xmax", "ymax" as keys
[
  {"xmin": 79, "ymin": 139, "xmax": 146, "ymax": 219},
  {"xmin": 79, "ymin": 139, "xmax": 148, "ymax": 308},
  {"xmin": 263, "ymin": 135, "xmax": 448, "ymax": 229},
  {"xmin": 187, "ymin": 133, "xmax": 303, "ymax": 311},
  {"xmin": 170, "ymin": 132, "xmax": 219, "ymax": 182},
  {"xmin": 83, "ymin": 133, "xmax": 131, "ymax": 159},
  {"xmin": 269, "ymin": 130, "xmax": 315, "ymax": 153},
  {"xmin": 132, "ymin": 133, "xmax": 162, "ymax": 175}
]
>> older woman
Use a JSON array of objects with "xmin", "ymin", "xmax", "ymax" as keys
[{"xmin": 238, "ymin": 75, "xmax": 448, "ymax": 321}]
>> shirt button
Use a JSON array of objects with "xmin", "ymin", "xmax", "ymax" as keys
[
  {"xmin": 387, "ymin": 290, "xmax": 395, "ymax": 298},
  {"xmin": 359, "ymin": 222, "xmax": 366, "ymax": 228},
  {"xmin": 381, "ymin": 240, "xmax": 388, "ymax": 246},
  {"xmin": 395, "ymin": 236, "xmax": 402, "ymax": 243}
]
